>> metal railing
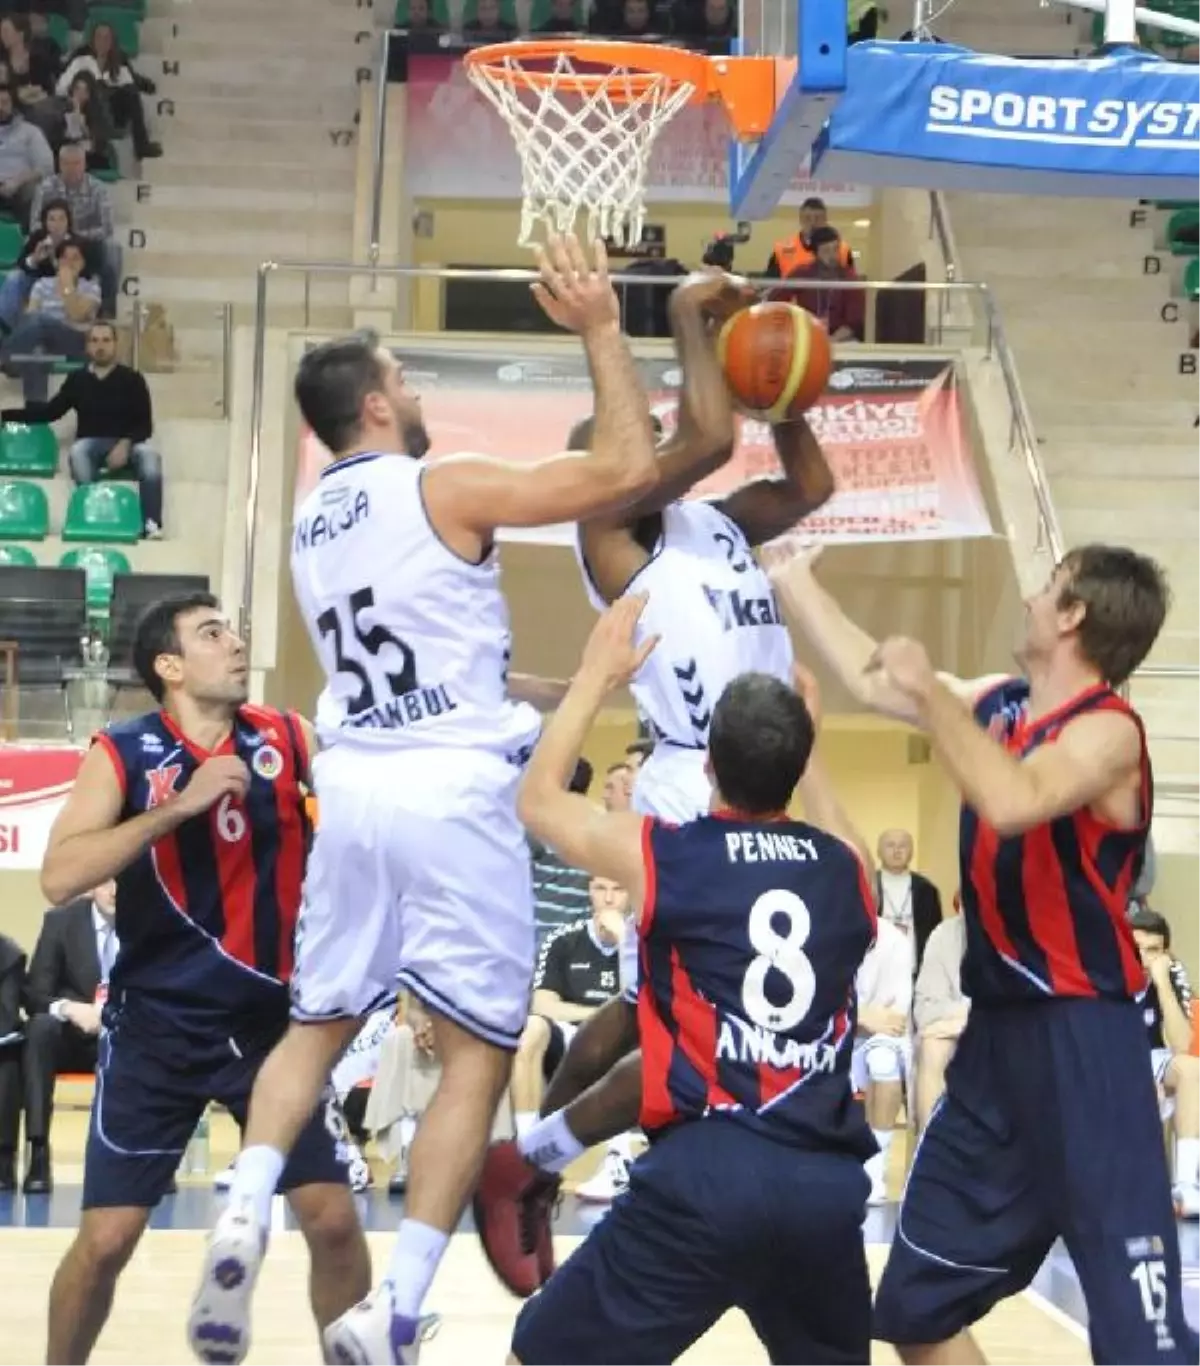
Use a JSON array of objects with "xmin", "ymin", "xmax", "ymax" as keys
[
  {"xmin": 129, "ymin": 299, "xmax": 235, "ymax": 419},
  {"xmin": 368, "ymin": 29, "xmax": 391, "ymax": 265}
]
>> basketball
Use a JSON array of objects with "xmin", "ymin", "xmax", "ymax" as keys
[{"xmin": 716, "ymin": 302, "xmax": 833, "ymax": 422}]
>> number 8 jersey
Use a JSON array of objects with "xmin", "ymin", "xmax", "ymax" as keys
[
  {"xmin": 291, "ymin": 451, "xmax": 540, "ymax": 759},
  {"xmin": 637, "ymin": 811, "xmax": 877, "ymax": 1158}
]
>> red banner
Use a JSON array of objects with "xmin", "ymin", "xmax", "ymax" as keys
[{"xmin": 0, "ymin": 746, "xmax": 83, "ymax": 869}]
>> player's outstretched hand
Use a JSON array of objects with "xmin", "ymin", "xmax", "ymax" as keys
[
  {"xmin": 175, "ymin": 755, "xmax": 251, "ymax": 817},
  {"xmin": 791, "ymin": 662, "xmax": 823, "ymax": 732},
  {"xmin": 530, "ymin": 234, "xmax": 620, "ymax": 336},
  {"xmin": 577, "ymin": 592, "xmax": 659, "ymax": 694},
  {"xmin": 866, "ymin": 636, "xmax": 935, "ymax": 703},
  {"xmin": 669, "ymin": 270, "xmax": 758, "ymax": 326},
  {"xmin": 761, "ymin": 536, "xmax": 824, "ymax": 580}
]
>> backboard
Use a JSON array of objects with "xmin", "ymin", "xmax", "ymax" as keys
[{"xmin": 729, "ymin": 0, "xmax": 848, "ymax": 219}]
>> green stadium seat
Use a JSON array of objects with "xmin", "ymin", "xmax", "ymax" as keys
[
  {"xmin": 0, "ymin": 423, "xmax": 58, "ymax": 477},
  {"xmin": 59, "ymin": 546, "xmax": 131, "ymax": 620},
  {"xmin": 44, "ymin": 13, "xmax": 71, "ymax": 50},
  {"xmin": 528, "ymin": 0, "xmax": 584, "ymax": 27},
  {"xmin": 92, "ymin": 147, "xmax": 121, "ymax": 184},
  {"xmin": 86, "ymin": 9, "xmax": 142, "ymax": 58},
  {"xmin": 0, "ymin": 479, "xmax": 49, "ymax": 540},
  {"xmin": 0, "ymin": 543, "xmax": 36, "ymax": 566},
  {"xmin": 0, "ymin": 220, "xmax": 25, "ymax": 269},
  {"xmin": 1153, "ymin": 200, "xmax": 1200, "ymax": 212},
  {"xmin": 62, "ymin": 483, "xmax": 143, "ymax": 544},
  {"xmin": 1167, "ymin": 207, "xmax": 1199, "ymax": 258},
  {"xmin": 1186, "ymin": 258, "xmax": 1199, "ymax": 302}
]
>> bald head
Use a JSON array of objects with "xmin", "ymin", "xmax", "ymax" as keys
[{"xmin": 877, "ymin": 829, "xmax": 913, "ymax": 874}]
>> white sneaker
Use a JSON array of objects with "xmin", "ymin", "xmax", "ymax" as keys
[
  {"xmin": 213, "ymin": 1163, "xmax": 235, "ymax": 1192},
  {"xmin": 1174, "ymin": 1182, "xmax": 1200, "ymax": 1220},
  {"xmin": 143, "ymin": 519, "xmax": 163, "ymax": 540},
  {"xmin": 575, "ymin": 1145, "xmax": 630, "ymax": 1204},
  {"xmin": 347, "ymin": 1141, "xmax": 372, "ymax": 1194},
  {"xmin": 187, "ymin": 1197, "xmax": 266, "ymax": 1364},
  {"xmin": 322, "ymin": 1286, "xmax": 435, "ymax": 1365}
]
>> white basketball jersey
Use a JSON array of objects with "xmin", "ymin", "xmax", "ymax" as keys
[
  {"xmin": 291, "ymin": 450, "xmax": 540, "ymax": 757},
  {"xmin": 576, "ymin": 499, "xmax": 794, "ymax": 747}
]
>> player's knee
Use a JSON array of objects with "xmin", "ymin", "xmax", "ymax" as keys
[
  {"xmin": 73, "ymin": 1208, "xmax": 145, "ymax": 1279},
  {"xmin": 295, "ymin": 1187, "xmax": 367, "ymax": 1262},
  {"xmin": 865, "ymin": 1041, "xmax": 904, "ymax": 1084}
]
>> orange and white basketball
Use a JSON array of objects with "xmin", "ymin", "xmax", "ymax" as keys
[{"xmin": 716, "ymin": 301, "xmax": 833, "ymax": 422}]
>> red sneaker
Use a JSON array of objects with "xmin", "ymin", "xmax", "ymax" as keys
[{"xmin": 472, "ymin": 1140, "xmax": 561, "ymax": 1299}]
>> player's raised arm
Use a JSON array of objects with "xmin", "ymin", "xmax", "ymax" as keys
[
  {"xmin": 516, "ymin": 595, "xmax": 657, "ymax": 906},
  {"xmin": 769, "ymin": 545, "xmax": 1006, "ymax": 727},
  {"xmin": 868, "ymin": 636, "xmax": 1144, "ymax": 837},
  {"xmin": 421, "ymin": 236, "xmax": 658, "ymax": 552},
  {"xmin": 41, "ymin": 741, "xmax": 249, "ymax": 906},
  {"xmin": 715, "ymin": 416, "xmax": 836, "ymax": 548}
]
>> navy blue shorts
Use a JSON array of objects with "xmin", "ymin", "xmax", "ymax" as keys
[
  {"xmin": 82, "ymin": 1010, "xmax": 349, "ymax": 1210},
  {"xmin": 875, "ymin": 998, "xmax": 1197, "ymax": 1364},
  {"xmin": 513, "ymin": 1118, "xmax": 871, "ymax": 1365}
]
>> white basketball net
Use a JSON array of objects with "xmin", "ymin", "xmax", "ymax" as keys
[{"xmin": 467, "ymin": 51, "xmax": 695, "ymax": 249}]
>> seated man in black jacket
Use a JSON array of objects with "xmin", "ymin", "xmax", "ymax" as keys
[
  {"xmin": 0, "ymin": 930, "xmax": 25, "ymax": 1192},
  {"xmin": 1, "ymin": 318, "xmax": 163, "ymax": 539}
]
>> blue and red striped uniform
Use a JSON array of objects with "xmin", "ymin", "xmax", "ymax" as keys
[
  {"xmin": 94, "ymin": 704, "xmax": 311, "ymax": 1035},
  {"xmin": 960, "ymin": 679, "xmax": 1150, "ymax": 1004},
  {"xmin": 637, "ymin": 812, "xmax": 876, "ymax": 1158}
]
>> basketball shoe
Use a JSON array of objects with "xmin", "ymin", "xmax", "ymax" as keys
[{"xmin": 187, "ymin": 1196, "xmax": 266, "ymax": 1364}]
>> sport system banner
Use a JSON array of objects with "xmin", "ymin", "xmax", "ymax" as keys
[
  {"xmin": 810, "ymin": 42, "xmax": 1200, "ymax": 199},
  {"xmin": 296, "ymin": 352, "xmax": 992, "ymax": 546},
  {"xmin": 403, "ymin": 53, "xmax": 874, "ymax": 208},
  {"xmin": 0, "ymin": 746, "xmax": 82, "ymax": 870}
]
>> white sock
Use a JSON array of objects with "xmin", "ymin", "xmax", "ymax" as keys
[
  {"xmin": 227, "ymin": 1145, "xmax": 285, "ymax": 1230},
  {"xmin": 385, "ymin": 1218, "xmax": 449, "ymax": 1319},
  {"xmin": 608, "ymin": 1130, "xmax": 635, "ymax": 1160},
  {"xmin": 514, "ymin": 1110, "xmax": 537, "ymax": 1139},
  {"xmin": 1177, "ymin": 1137, "xmax": 1199, "ymax": 1188},
  {"xmin": 516, "ymin": 1109, "xmax": 584, "ymax": 1173},
  {"xmin": 872, "ymin": 1127, "xmax": 894, "ymax": 1160},
  {"xmin": 864, "ymin": 1150, "xmax": 885, "ymax": 1186},
  {"xmin": 398, "ymin": 1114, "xmax": 418, "ymax": 1152}
]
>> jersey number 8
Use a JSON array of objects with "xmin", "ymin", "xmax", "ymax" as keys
[{"xmin": 741, "ymin": 889, "xmax": 816, "ymax": 1033}]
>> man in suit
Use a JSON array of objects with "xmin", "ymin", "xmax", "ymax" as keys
[
  {"xmin": 0, "ymin": 930, "xmax": 26, "ymax": 1191},
  {"xmin": 21, "ymin": 879, "xmax": 117, "ymax": 1193},
  {"xmin": 876, "ymin": 829, "xmax": 943, "ymax": 975}
]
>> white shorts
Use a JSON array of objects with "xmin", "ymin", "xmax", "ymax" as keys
[
  {"xmin": 850, "ymin": 1034, "xmax": 912, "ymax": 1094},
  {"xmin": 291, "ymin": 744, "xmax": 534, "ymax": 1051},
  {"xmin": 622, "ymin": 746, "xmax": 710, "ymax": 1003},
  {"xmin": 1152, "ymin": 1047, "xmax": 1176, "ymax": 1120}
]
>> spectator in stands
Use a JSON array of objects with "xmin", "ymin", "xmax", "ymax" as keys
[
  {"xmin": 602, "ymin": 760, "xmax": 632, "ymax": 811},
  {"xmin": 57, "ymin": 20, "xmax": 160, "ymax": 159},
  {"xmin": 537, "ymin": 0, "xmax": 582, "ymax": 32},
  {"xmin": 20, "ymin": 880, "xmax": 117, "ymax": 1194},
  {"xmin": 2, "ymin": 319, "xmax": 164, "ymax": 538},
  {"xmin": 0, "ymin": 234, "xmax": 98, "ymax": 401},
  {"xmin": 0, "ymin": 82, "xmax": 53, "ymax": 227},
  {"xmin": 764, "ymin": 195, "xmax": 854, "ymax": 277},
  {"xmin": 531, "ymin": 757, "xmax": 594, "ymax": 950},
  {"xmin": 511, "ymin": 876, "xmax": 626, "ymax": 1134},
  {"xmin": 679, "ymin": 0, "xmax": 735, "ymax": 41},
  {"xmin": 874, "ymin": 827, "xmax": 943, "ymax": 972},
  {"xmin": 0, "ymin": 192, "xmax": 71, "ymax": 331},
  {"xmin": 463, "ymin": 0, "xmax": 517, "ymax": 38},
  {"xmin": 59, "ymin": 71, "xmax": 114, "ymax": 173},
  {"xmin": 0, "ymin": 929, "xmax": 25, "ymax": 1193},
  {"xmin": 851, "ymin": 914, "xmax": 913, "ymax": 1204},
  {"xmin": 912, "ymin": 894, "xmax": 968, "ymax": 1133},
  {"xmin": 777, "ymin": 225, "xmax": 866, "ymax": 343},
  {"xmin": 403, "ymin": 0, "xmax": 446, "ymax": 33},
  {"xmin": 1131, "ymin": 907, "xmax": 1199, "ymax": 1218},
  {"xmin": 31, "ymin": 140, "xmax": 120, "ymax": 318},
  {"xmin": 27, "ymin": 11, "xmax": 66, "ymax": 68},
  {"xmin": 0, "ymin": 14, "xmax": 59, "ymax": 143}
]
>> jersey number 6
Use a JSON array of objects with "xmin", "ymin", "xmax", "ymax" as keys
[
  {"xmin": 316, "ymin": 586, "xmax": 418, "ymax": 715},
  {"xmin": 742, "ymin": 889, "xmax": 817, "ymax": 1033}
]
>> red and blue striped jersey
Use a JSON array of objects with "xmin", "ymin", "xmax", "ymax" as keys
[
  {"xmin": 637, "ymin": 813, "xmax": 876, "ymax": 1158},
  {"xmin": 961, "ymin": 679, "xmax": 1150, "ymax": 1004},
  {"xmin": 95, "ymin": 705, "xmax": 311, "ymax": 1034}
]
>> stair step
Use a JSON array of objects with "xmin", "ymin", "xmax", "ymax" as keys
[
  {"xmin": 142, "ymin": 160, "xmax": 356, "ymax": 191},
  {"xmin": 131, "ymin": 224, "xmax": 352, "ymax": 258},
  {"xmin": 153, "ymin": 56, "xmax": 361, "ymax": 88},
  {"xmin": 158, "ymin": 136, "xmax": 356, "ymax": 170},
  {"xmin": 1038, "ymin": 443, "xmax": 1199, "ymax": 479}
]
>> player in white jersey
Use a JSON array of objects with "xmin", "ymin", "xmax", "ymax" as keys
[
  {"xmin": 475, "ymin": 277, "xmax": 840, "ymax": 1296},
  {"xmin": 189, "ymin": 236, "xmax": 664, "ymax": 1366}
]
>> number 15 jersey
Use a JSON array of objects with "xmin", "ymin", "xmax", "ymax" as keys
[
  {"xmin": 291, "ymin": 451, "xmax": 540, "ymax": 758},
  {"xmin": 638, "ymin": 812, "xmax": 877, "ymax": 1158}
]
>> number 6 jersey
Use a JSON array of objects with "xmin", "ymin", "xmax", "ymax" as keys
[
  {"xmin": 291, "ymin": 451, "xmax": 541, "ymax": 759},
  {"xmin": 637, "ymin": 811, "xmax": 877, "ymax": 1158}
]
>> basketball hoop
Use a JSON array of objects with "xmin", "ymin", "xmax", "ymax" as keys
[{"xmin": 464, "ymin": 39, "xmax": 777, "ymax": 249}]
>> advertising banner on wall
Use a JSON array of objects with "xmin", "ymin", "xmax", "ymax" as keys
[
  {"xmin": 404, "ymin": 53, "xmax": 875, "ymax": 208},
  {"xmin": 296, "ymin": 352, "xmax": 992, "ymax": 546},
  {"xmin": 0, "ymin": 746, "xmax": 83, "ymax": 870}
]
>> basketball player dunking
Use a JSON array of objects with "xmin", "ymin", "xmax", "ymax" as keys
[
  {"xmin": 775, "ymin": 543, "xmax": 1198, "ymax": 1364},
  {"xmin": 189, "ymin": 237, "xmax": 667, "ymax": 1366},
  {"xmin": 508, "ymin": 596, "xmax": 879, "ymax": 1364},
  {"xmin": 39, "ymin": 593, "xmax": 368, "ymax": 1366},
  {"xmin": 474, "ymin": 278, "xmax": 842, "ymax": 1296}
]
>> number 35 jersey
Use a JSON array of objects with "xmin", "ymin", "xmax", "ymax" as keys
[
  {"xmin": 577, "ymin": 499, "xmax": 793, "ymax": 748},
  {"xmin": 637, "ymin": 812, "xmax": 876, "ymax": 1158},
  {"xmin": 291, "ymin": 451, "xmax": 540, "ymax": 759}
]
